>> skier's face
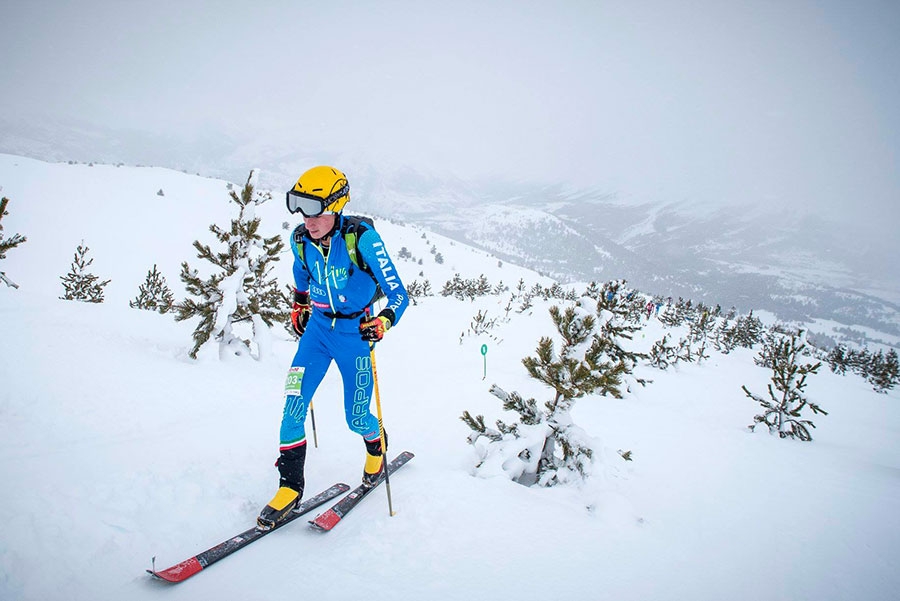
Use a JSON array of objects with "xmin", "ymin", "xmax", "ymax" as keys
[{"xmin": 304, "ymin": 213, "xmax": 337, "ymax": 242}]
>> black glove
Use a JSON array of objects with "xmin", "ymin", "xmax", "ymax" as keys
[
  {"xmin": 359, "ymin": 310, "xmax": 394, "ymax": 342},
  {"xmin": 290, "ymin": 290, "xmax": 311, "ymax": 337}
]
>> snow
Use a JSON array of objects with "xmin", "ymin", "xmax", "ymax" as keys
[{"xmin": 1, "ymin": 155, "xmax": 899, "ymax": 600}]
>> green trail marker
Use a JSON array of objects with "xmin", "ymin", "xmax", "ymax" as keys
[{"xmin": 481, "ymin": 344, "xmax": 488, "ymax": 380}]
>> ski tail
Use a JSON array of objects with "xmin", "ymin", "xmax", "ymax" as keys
[
  {"xmin": 148, "ymin": 482, "xmax": 350, "ymax": 583},
  {"xmin": 309, "ymin": 451, "xmax": 414, "ymax": 532}
]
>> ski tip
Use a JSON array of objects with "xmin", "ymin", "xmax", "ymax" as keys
[{"xmin": 147, "ymin": 557, "xmax": 203, "ymax": 583}]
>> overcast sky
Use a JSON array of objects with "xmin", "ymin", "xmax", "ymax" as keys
[{"xmin": 2, "ymin": 0, "xmax": 898, "ymax": 229}]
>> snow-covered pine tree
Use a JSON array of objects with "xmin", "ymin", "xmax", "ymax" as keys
[
  {"xmin": 515, "ymin": 278, "xmax": 534, "ymax": 314},
  {"xmin": 649, "ymin": 334, "xmax": 678, "ymax": 370},
  {"xmin": 466, "ymin": 309, "xmax": 499, "ymax": 338},
  {"xmin": 474, "ymin": 274, "xmax": 492, "ymax": 297},
  {"xmin": 0, "ymin": 196, "xmax": 27, "ymax": 289},
  {"xmin": 730, "ymin": 311, "xmax": 765, "ymax": 349},
  {"xmin": 440, "ymin": 274, "xmax": 466, "ymax": 300},
  {"xmin": 743, "ymin": 331, "xmax": 826, "ymax": 441},
  {"xmin": 59, "ymin": 241, "xmax": 110, "ymax": 302},
  {"xmin": 593, "ymin": 280, "xmax": 649, "ymax": 388},
  {"xmin": 867, "ymin": 348, "xmax": 899, "ymax": 393},
  {"xmin": 826, "ymin": 344, "xmax": 850, "ymax": 375},
  {"xmin": 406, "ymin": 279, "xmax": 432, "ymax": 305},
  {"xmin": 129, "ymin": 264, "xmax": 175, "ymax": 313},
  {"xmin": 462, "ymin": 303, "xmax": 628, "ymax": 486},
  {"xmin": 174, "ymin": 170, "xmax": 286, "ymax": 360},
  {"xmin": 689, "ymin": 308, "xmax": 717, "ymax": 344}
]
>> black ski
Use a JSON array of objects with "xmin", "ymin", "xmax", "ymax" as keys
[
  {"xmin": 309, "ymin": 451, "xmax": 414, "ymax": 531},
  {"xmin": 147, "ymin": 482, "xmax": 350, "ymax": 583}
]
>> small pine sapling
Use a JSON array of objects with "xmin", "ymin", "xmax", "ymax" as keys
[
  {"xmin": 466, "ymin": 309, "xmax": 499, "ymax": 338},
  {"xmin": 462, "ymin": 304, "xmax": 628, "ymax": 486},
  {"xmin": 130, "ymin": 264, "xmax": 175, "ymax": 313},
  {"xmin": 59, "ymin": 241, "xmax": 111, "ymax": 302},
  {"xmin": 743, "ymin": 331, "xmax": 826, "ymax": 441},
  {"xmin": 593, "ymin": 281, "xmax": 649, "ymax": 388},
  {"xmin": 174, "ymin": 170, "xmax": 286, "ymax": 360},
  {"xmin": 826, "ymin": 344, "xmax": 850, "ymax": 375},
  {"xmin": 649, "ymin": 334, "xmax": 677, "ymax": 370},
  {"xmin": 0, "ymin": 197, "xmax": 27, "ymax": 289},
  {"xmin": 867, "ymin": 349, "xmax": 899, "ymax": 393},
  {"xmin": 405, "ymin": 279, "xmax": 432, "ymax": 305}
]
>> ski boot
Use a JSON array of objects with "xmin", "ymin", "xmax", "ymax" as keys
[
  {"xmin": 257, "ymin": 486, "xmax": 302, "ymax": 530},
  {"xmin": 258, "ymin": 443, "xmax": 306, "ymax": 530},
  {"xmin": 361, "ymin": 433, "xmax": 387, "ymax": 488}
]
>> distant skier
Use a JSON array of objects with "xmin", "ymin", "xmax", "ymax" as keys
[
  {"xmin": 645, "ymin": 300, "xmax": 654, "ymax": 319},
  {"xmin": 258, "ymin": 166, "xmax": 409, "ymax": 530}
]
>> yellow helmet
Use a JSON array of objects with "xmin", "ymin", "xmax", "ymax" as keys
[{"xmin": 286, "ymin": 166, "xmax": 351, "ymax": 216}]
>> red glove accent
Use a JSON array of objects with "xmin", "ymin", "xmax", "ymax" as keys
[
  {"xmin": 291, "ymin": 290, "xmax": 310, "ymax": 337},
  {"xmin": 359, "ymin": 314, "xmax": 391, "ymax": 342}
]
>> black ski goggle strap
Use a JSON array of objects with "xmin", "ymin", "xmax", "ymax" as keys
[{"xmin": 286, "ymin": 182, "xmax": 349, "ymax": 217}]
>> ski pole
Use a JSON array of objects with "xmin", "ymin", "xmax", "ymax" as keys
[
  {"xmin": 309, "ymin": 401, "xmax": 318, "ymax": 448},
  {"xmin": 369, "ymin": 341, "xmax": 396, "ymax": 517}
]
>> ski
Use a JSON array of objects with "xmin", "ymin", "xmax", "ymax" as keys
[
  {"xmin": 147, "ymin": 482, "xmax": 350, "ymax": 583},
  {"xmin": 309, "ymin": 451, "xmax": 414, "ymax": 532}
]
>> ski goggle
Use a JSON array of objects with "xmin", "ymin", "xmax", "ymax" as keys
[{"xmin": 285, "ymin": 183, "xmax": 349, "ymax": 217}]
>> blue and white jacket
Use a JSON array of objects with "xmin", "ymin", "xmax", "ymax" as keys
[{"xmin": 290, "ymin": 215, "xmax": 408, "ymax": 332}]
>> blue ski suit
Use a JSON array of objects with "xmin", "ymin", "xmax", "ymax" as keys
[{"xmin": 279, "ymin": 215, "xmax": 408, "ymax": 452}]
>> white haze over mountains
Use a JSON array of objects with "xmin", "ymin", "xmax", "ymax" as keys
[{"xmin": 1, "ymin": 1, "xmax": 898, "ymax": 337}]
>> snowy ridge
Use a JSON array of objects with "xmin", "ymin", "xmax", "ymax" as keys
[{"xmin": 2, "ymin": 116, "xmax": 898, "ymax": 335}]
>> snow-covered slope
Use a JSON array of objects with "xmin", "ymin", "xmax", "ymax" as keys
[{"xmin": 1, "ymin": 156, "xmax": 898, "ymax": 601}]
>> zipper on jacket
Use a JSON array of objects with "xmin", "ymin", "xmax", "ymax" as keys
[{"xmin": 311, "ymin": 240, "xmax": 338, "ymax": 329}]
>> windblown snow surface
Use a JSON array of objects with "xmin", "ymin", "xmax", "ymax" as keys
[{"xmin": 1, "ymin": 155, "xmax": 898, "ymax": 600}]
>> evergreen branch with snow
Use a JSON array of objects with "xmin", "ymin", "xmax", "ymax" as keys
[
  {"xmin": 462, "ymin": 296, "xmax": 637, "ymax": 488},
  {"xmin": 0, "ymin": 196, "xmax": 27, "ymax": 289},
  {"xmin": 173, "ymin": 170, "xmax": 286, "ymax": 360},
  {"xmin": 743, "ymin": 331, "xmax": 826, "ymax": 441},
  {"xmin": 59, "ymin": 241, "xmax": 110, "ymax": 303},
  {"xmin": 130, "ymin": 264, "xmax": 175, "ymax": 313}
]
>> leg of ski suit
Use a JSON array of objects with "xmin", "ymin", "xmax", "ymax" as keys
[{"xmin": 279, "ymin": 316, "xmax": 381, "ymax": 452}]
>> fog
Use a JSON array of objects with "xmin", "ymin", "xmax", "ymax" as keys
[{"xmin": 2, "ymin": 0, "xmax": 898, "ymax": 234}]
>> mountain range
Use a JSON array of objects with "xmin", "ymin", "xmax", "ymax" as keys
[{"xmin": 2, "ymin": 115, "xmax": 897, "ymax": 344}]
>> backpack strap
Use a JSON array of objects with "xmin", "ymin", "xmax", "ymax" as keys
[
  {"xmin": 342, "ymin": 215, "xmax": 385, "ymax": 303},
  {"xmin": 291, "ymin": 223, "xmax": 309, "ymax": 264},
  {"xmin": 341, "ymin": 215, "xmax": 373, "ymax": 273}
]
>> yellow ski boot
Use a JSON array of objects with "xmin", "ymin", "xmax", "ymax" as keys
[
  {"xmin": 258, "ymin": 443, "xmax": 307, "ymax": 530},
  {"xmin": 361, "ymin": 435, "xmax": 386, "ymax": 488},
  {"xmin": 257, "ymin": 486, "xmax": 301, "ymax": 530}
]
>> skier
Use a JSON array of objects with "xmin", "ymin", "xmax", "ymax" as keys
[{"xmin": 258, "ymin": 166, "xmax": 409, "ymax": 530}]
